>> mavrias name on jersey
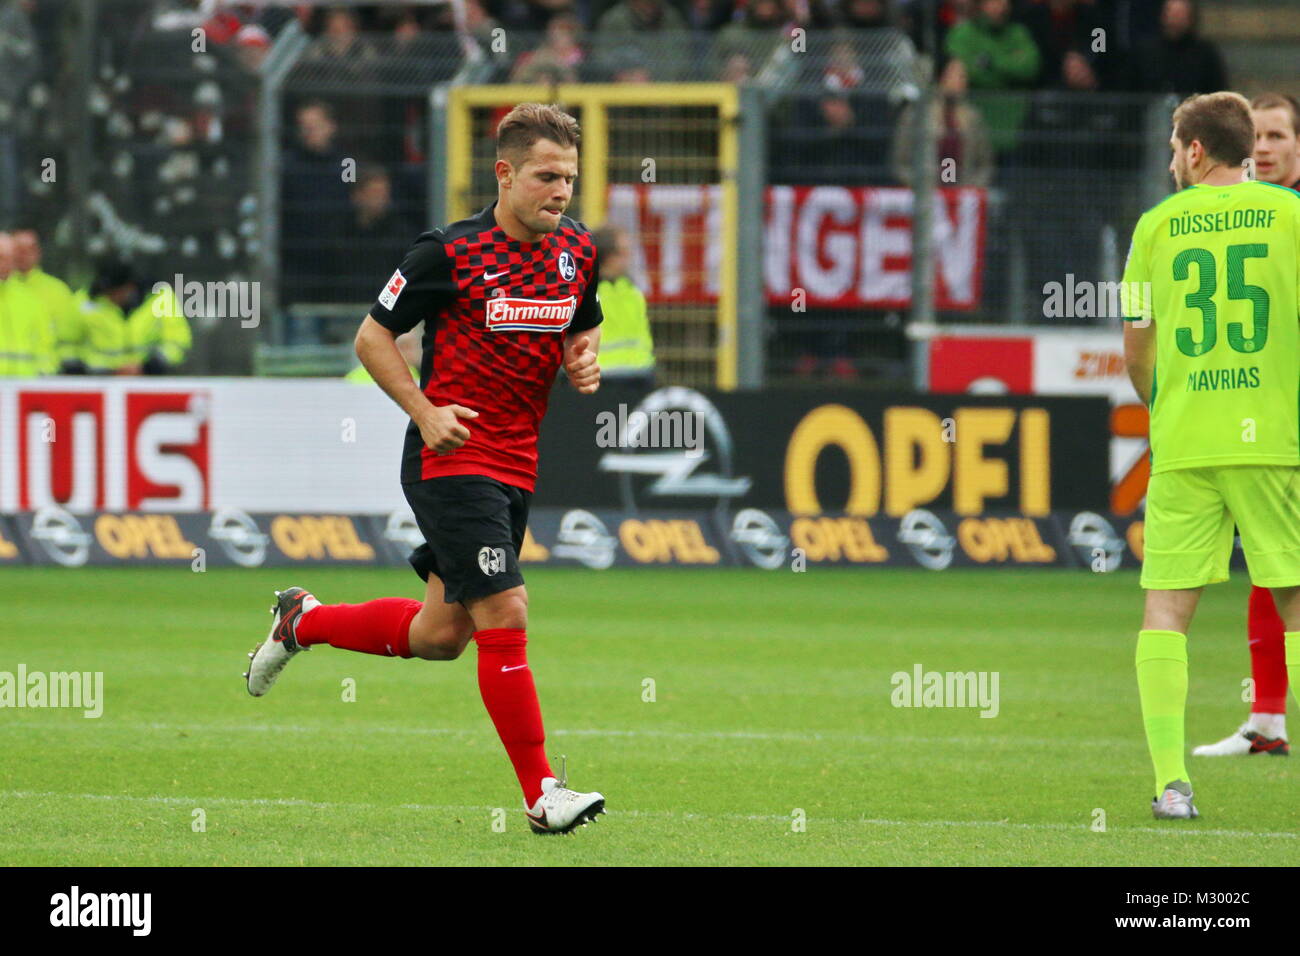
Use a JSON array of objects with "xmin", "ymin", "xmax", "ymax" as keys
[
  {"xmin": 1186, "ymin": 366, "xmax": 1261, "ymax": 391},
  {"xmin": 485, "ymin": 294, "xmax": 577, "ymax": 332}
]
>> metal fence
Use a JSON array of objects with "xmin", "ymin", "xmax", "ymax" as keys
[{"xmin": 8, "ymin": 7, "xmax": 1194, "ymax": 386}]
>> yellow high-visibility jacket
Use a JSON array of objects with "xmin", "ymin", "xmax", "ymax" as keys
[
  {"xmin": 0, "ymin": 276, "xmax": 55, "ymax": 377},
  {"xmin": 71, "ymin": 286, "xmax": 192, "ymax": 371},
  {"xmin": 595, "ymin": 275, "xmax": 654, "ymax": 372},
  {"xmin": 130, "ymin": 286, "xmax": 192, "ymax": 368},
  {"xmin": 18, "ymin": 268, "xmax": 77, "ymax": 371}
]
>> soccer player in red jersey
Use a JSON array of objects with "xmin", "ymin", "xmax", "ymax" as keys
[
  {"xmin": 1194, "ymin": 93, "xmax": 1300, "ymax": 758},
  {"xmin": 245, "ymin": 103, "xmax": 607, "ymax": 833}
]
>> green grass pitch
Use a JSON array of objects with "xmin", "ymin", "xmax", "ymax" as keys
[{"xmin": 1, "ymin": 565, "xmax": 1296, "ymax": 865}]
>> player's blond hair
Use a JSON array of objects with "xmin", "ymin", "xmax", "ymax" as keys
[
  {"xmin": 1172, "ymin": 92, "xmax": 1255, "ymax": 166},
  {"xmin": 1250, "ymin": 92, "xmax": 1300, "ymax": 136},
  {"xmin": 496, "ymin": 103, "xmax": 581, "ymax": 166}
]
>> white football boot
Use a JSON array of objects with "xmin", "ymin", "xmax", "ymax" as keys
[
  {"xmin": 245, "ymin": 587, "xmax": 318, "ymax": 697},
  {"xmin": 1151, "ymin": 781, "xmax": 1199, "ymax": 820},
  {"xmin": 525, "ymin": 763, "xmax": 606, "ymax": 835},
  {"xmin": 1193, "ymin": 722, "xmax": 1289, "ymax": 757}
]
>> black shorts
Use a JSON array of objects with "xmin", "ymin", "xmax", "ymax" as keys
[{"xmin": 402, "ymin": 475, "xmax": 531, "ymax": 605}]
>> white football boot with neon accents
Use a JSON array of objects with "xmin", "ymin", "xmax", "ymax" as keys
[
  {"xmin": 1151, "ymin": 781, "xmax": 1199, "ymax": 820},
  {"xmin": 525, "ymin": 761, "xmax": 605, "ymax": 835},
  {"xmin": 245, "ymin": 587, "xmax": 318, "ymax": 697}
]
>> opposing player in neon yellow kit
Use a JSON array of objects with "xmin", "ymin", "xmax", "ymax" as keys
[{"xmin": 1122, "ymin": 91, "xmax": 1300, "ymax": 820}]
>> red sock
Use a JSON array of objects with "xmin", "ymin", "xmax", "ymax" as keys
[
  {"xmin": 294, "ymin": 598, "xmax": 419, "ymax": 658},
  {"xmin": 474, "ymin": 628, "xmax": 552, "ymax": 806},
  {"xmin": 1248, "ymin": 585, "xmax": 1289, "ymax": 714}
]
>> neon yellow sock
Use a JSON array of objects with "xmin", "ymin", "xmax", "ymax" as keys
[
  {"xmin": 1136, "ymin": 629, "xmax": 1189, "ymax": 796},
  {"xmin": 1286, "ymin": 632, "xmax": 1300, "ymax": 711}
]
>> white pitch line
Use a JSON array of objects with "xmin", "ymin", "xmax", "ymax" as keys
[
  {"xmin": 0, "ymin": 719, "xmax": 1137, "ymax": 749},
  {"xmin": 2, "ymin": 790, "xmax": 1295, "ymax": 839}
]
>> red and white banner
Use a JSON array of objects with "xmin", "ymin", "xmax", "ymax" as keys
[
  {"xmin": 604, "ymin": 184, "xmax": 987, "ymax": 310},
  {"xmin": 0, "ymin": 379, "xmax": 409, "ymax": 514}
]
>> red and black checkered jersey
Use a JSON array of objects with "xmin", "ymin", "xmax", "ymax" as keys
[{"xmin": 370, "ymin": 201, "xmax": 603, "ymax": 491}]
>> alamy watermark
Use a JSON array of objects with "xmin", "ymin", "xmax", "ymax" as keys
[
  {"xmin": 0, "ymin": 666, "xmax": 103, "ymax": 718},
  {"xmin": 890, "ymin": 664, "xmax": 999, "ymax": 718},
  {"xmin": 50, "ymin": 886, "xmax": 150, "ymax": 935},
  {"xmin": 153, "ymin": 274, "xmax": 260, "ymax": 328},
  {"xmin": 595, "ymin": 404, "xmax": 704, "ymax": 458},
  {"xmin": 1041, "ymin": 275, "xmax": 1152, "ymax": 322}
]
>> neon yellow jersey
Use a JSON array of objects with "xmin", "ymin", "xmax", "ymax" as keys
[{"xmin": 1122, "ymin": 180, "xmax": 1300, "ymax": 474}]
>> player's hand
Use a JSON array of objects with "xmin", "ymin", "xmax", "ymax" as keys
[
  {"xmin": 418, "ymin": 403, "xmax": 478, "ymax": 455},
  {"xmin": 564, "ymin": 335, "xmax": 600, "ymax": 394}
]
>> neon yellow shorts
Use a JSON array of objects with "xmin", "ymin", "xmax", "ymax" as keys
[{"xmin": 1142, "ymin": 464, "xmax": 1300, "ymax": 589}]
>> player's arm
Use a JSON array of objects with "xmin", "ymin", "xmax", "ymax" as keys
[
  {"xmin": 355, "ymin": 315, "xmax": 431, "ymax": 418},
  {"xmin": 1120, "ymin": 216, "xmax": 1155, "ymax": 405},
  {"xmin": 363, "ymin": 235, "xmax": 478, "ymax": 453},
  {"xmin": 1123, "ymin": 317, "xmax": 1156, "ymax": 406},
  {"xmin": 563, "ymin": 246, "xmax": 604, "ymax": 395}
]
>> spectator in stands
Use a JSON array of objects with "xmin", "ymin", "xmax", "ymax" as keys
[
  {"xmin": 0, "ymin": 0, "xmax": 41, "ymax": 227},
  {"xmin": 597, "ymin": 0, "xmax": 689, "ymax": 79},
  {"xmin": 0, "ymin": 231, "xmax": 54, "ymax": 378},
  {"xmin": 460, "ymin": 0, "xmax": 503, "ymax": 48},
  {"xmin": 233, "ymin": 23, "xmax": 271, "ymax": 73},
  {"xmin": 489, "ymin": 0, "xmax": 576, "ymax": 32},
  {"xmin": 1252, "ymin": 93, "xmax": 1300, "ymax": 192},
  {"xmin": 591, "ymin": 225, "xmax": 655, "ymax": 388},
  {"xmin": 302, "ymin": 6, "xmax": 379, "ymax": 80},
  {"xmin": 809, "ymin": 11, "xmax": 916, "ymax": 96},
  {"xmin": 1124, "ymin": 0, "xmax": 1225, "ymax": 96},
  {"xmin": 711, "ymin": 0, "xmax": 797, "ymax": 82},
  {"xmin": 799, "ymin": 94, "xmax": 870, "ymax": 183},
  {"xmin": 823, "ymin": 38, "xmax": 866, "ymax": 89},
  {"xmin": 685, "ymin": 0, "xmax": 733, "ymax": 32},
  {"xmin": 891, "ymin": 61, "xmax": 994, "ymax": 187},
  {"xmin": 281, "ymin": 100, "xmax": 352, "ymax": 304},
  {"xmin": 512, "ymin": 51, "xmax": 579, "ymax": 85},
  {"xmin": 345, "ymin": 165, "xmax": 416, "ymax": 305},
  {"xmin": 511, "ymin": 13, "xmax": 587, "ymax": 82},
  {"xmin": 840, "ymin": 0, "xmax": 890, "ymax": 29},
  {"xmin": 11, "ymin": 228, "xmax": 77, "ymax": 373},
  {"xmin": 1021, "ymin": 0, "xmax": 1116, "ymax": 91},
  {"xmin": 943, "ymin": 0, "xmax": 1040, "ymax": 155},
  {"xmin": 597, "ymin": 0, "xmax": 687, "ymax": 33},
  {"xmin": 899, "ymin": 0, "xmax": 972, "ymax": 61}
]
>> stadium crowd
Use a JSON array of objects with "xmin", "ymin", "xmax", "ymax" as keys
[
  {"xmin": 0, "ymin": 0, "xmax": 1254, "ymax": 379},
  {"xmin": 73, "ymin": 0, "xmax": 1226, "ymax": 91}
]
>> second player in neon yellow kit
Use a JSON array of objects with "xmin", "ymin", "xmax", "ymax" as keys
[{"xmin": 1122, "ymin": 91, "xmax": 1300, "ymax": 820}]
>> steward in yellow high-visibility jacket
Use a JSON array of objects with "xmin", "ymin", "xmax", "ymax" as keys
[
  {"xmin": 590, "ymin": 225, "xmax": 654, "ymax": 387},
  {"xmin": 131, "ymin": 283, "xmax": 191, "ymax": 373},
  {"xmin": 595, "ymin": 274, "xmax": 654, "ymax": 381},
  {"xmin": 17, "ymin": 266, "xmax": 76, "ymax": 372},
  {"xmin": 0, "ymin": 274, "xmax": 53, "ymax": 377},
  {"xmin": 69, "ymin": 265, "xmax": 192, "ymax": 374},
  {"xmin": 12, "ymin": 231, "xmax": 75, "ymax": 373}
]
